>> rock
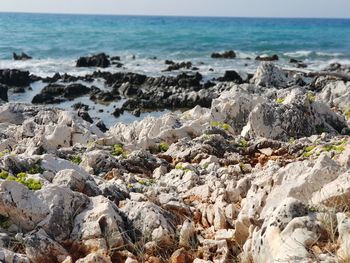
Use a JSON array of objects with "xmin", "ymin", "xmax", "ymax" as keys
[
  {"xmin": 76, "ymin": 53, "xmax": 111, "ymax": 68},
  {"xmin": 121, "ymin": 201, "xmax": 177, "ymax": 240},
  {"xmin": 211, "ymin": 50, "xmax": 236, "ymax": 59},
  {"xmin": 0, "ymin": 248, "xmax": 30, "ymax": 263},
  {"xmin": 71, "ymin": 196, "xmax": 126, "ymax": 250},
  {"xmin": 64, "ymin": 83, "xmax": 90, "ymax": 99},
  {"xmin": 169, "ymin": 248, "xmax": 193, "ymax": 263},
  {"xmin": 179, "ymin": 220, "xmax": 195, "ymax": 248},
  {"xmin": 247, "ymin": 198, "xmax": 323, "ymax": 262},
  {"xmin": 13, "ymin": 52, "xmax": 32, "ymax": 61},
  {"xmin": 0, "ymin": 69, "xmax": 30, "ymax": 87},
  {"xmin": 255, "ymin": 54, "xmax": 279, "ymax": 61},
  {"xmin": 337, "ymin": 213, "xmax": 350, "ymax": 260},
  {"xmin": 250, "ymin": 62, "xmax": 291, "ymax": 88},
  {"xmin": 163, "ymin": 61, "xmax": 192, "ymax": 71},
  {"xmin": 242, "ymin": 89, "xmax": 347, "ymax": 140},
  {"xmin": 0, "ymin": 84, "xmax": 8, "ymax": 102},
  {"xmin": 75, "ymin": 252, "xmax": 112, "ymax": 263},
  {"xmin": 24, "ymin": 229, "xmax": 69, "ymax": 263},
  {"xmin": 0, "ymin": 181, "xmax": 49, "ymax": 231},
  {"xmin": 217, "ymin": 70, "xmax": 243, "ymax": 83}
]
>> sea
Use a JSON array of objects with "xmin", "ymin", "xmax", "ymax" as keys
[{"xmin": 0, "ymin": 12, "xmax": 350, "ymax": 125}]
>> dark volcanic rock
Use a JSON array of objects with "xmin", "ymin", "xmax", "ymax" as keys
[
  {"xmin": 255, "ymin": 55, "xmax": 279, "ymax": 61},
  {"xmin": 217, "ymin": 70, "xmax": 243, "ymax": 83},
  {"xmin": 0, "ymin": 84, "xmax": 8, "ymax": 102},
  {"xmin": 78, "ymin": 110, "xmax": 93, "ymax": 123},
  {"xmin": 211, "ymin": 50, "xmax": 236, "ymax": 59},
  {"xmin": 64, "ymin": 84, "xmax": 90, "ymax": 99},
  {"xmin": 163, "ymin": 61, "xmax": 192, "ymax": 72},
  {"xmin": 32, "ymin": 94, "xmax": 65, "ymax": 104},
  {"xmin": 76, "ymin": 53, "xmax": 110, "ymax": 68},
  {"xmin": 13, "ymin": 52, "xmax": 32, "ymax": 61},
  {"xmin": 72, "ymin": 102, "xmax": 90, "ymax": 111},
  {"xmin": 0, "ymin": 69, "xmax": 30, "ymax": 87}
]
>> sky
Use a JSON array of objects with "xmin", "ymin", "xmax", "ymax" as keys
[{"xmin": 0, "ymin": 0, "xmax": 349, "ymax": 18}]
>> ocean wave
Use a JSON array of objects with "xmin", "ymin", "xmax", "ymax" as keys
[{"xmin": 284, "ymin": 50, "xmax": 345, "ymax": 58}]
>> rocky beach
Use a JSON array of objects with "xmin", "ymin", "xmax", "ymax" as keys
[{"xmin": 0, "ymin": 47, "xmax": 350, "ymax": 263}]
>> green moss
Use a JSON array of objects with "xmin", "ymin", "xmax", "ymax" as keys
[
  {"xmin": 0, "ymin": 170, "xmax": 9, "ymax": 179},
  {"xmin": 28, "ymin": 164, "xmax": 44, "ymax": 174},
  {"xmin": 6, "ymin": 173, "xmax": 42, "ymax": 190},
  {"xmin": 276, "ymin": 98, "xmax": 285, "ymax": 104},
  {"xmin": 24, "ymin": 178, "xmax": 43, "ymax": 191},
  {"xmin": 112, "ymin": 143, "xmax": 127, "ymax": 158},
  {"xmin": 138, "ymin": 179, "xmax": 155, "ymax": 186},
  {"xmin": 288, "ymin": 137, "xmax": 296, "ymax": 145},
  {"xmin": 158, "ymin": 142, "xmax": 169, "ymax": 152},
  {"xmin": 316, "ymin": 125, "xmax": 326, "ymax": 134},
  {"xmin": 86, "ymin": 141, "xmax": 95, "ymax": 149},
  {"xmin": 202, "ymin": 163, "xmax": 209, "ymax": 169},
  {"xmin": 0, "ymin": 215, "xmax": 12, "ymax": 229},
  {"xmin": 303, "ymin": 151, "xmax": 313, "ymax": 158},
  {"xmin": 222, "ymin": 123, "xmax": 231, "ymax": 131},
  {"xmin": 239, "ymin": 139, "xmax": 249, "ymax": 148},
  {"xmin": 210, "ymin": 121, "xmax": 221, "ymax": 128},
  {"xmin": 344, "ymin": 108, "xmax": 350, "ymax": 119},
  {"xmin": 322, "ymin": 144, "xmax": 346, "ymax": 153},
  {"xmin": 127, "ymin": 183, "xmax": 133, "ymax": 189},
  {"xmin": 307, "ymin": 92, "xmax": 316, "ymax": 103},
  {"xmin": 70, "ymin": 155, "xmax": 82, "ymax": 165},
  {"xmin": 0, "ymin": 149, "xmax": 10, "ymax": 158},
  {"xmin": 175, "ymin": 164, "xmax": 184, "ymax": 170},
  {"xmin": 305, "ymin": 145, "xmax": 316, "ymax": 152},
  {"xmin": 210, "ymin": 121, "xmax": 231, "ymax": 131}
]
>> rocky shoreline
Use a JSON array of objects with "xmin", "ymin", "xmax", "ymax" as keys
[{"xmin": 0, "ymin": 58, "xmax": 350, "ymax": 262}]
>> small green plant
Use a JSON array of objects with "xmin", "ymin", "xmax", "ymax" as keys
[
  {"xmin": 210, "ymin": 121, "xmax": 231, "ymax": 131},
  {"xmin": 0, "ymin": 215, "xmax": 12, "ymax": 229},
  {"xmin": 86, "ymin": 141, "xmax": 95, "ymax": 149},
  {"xmin": 202, "ymin": 163, "xmax": 209, "ymax": 169},
  {"xmin": 6, "ymin": 172, "xmax": 42, "ymax": 191},
  {"xmin": 112, "ymin": 143, "xmax": 127, "ymax": 158},
  {"xmin": 303, "ymin": 144, "xmax": 319, "ymax": 158},
  {"xmin": 222, "ymin": 123, "xmax": 231, "ymax": 131},
  {"xmin": 138, "ymin": 179, "xmax": 155, "ymax": 186},
  {"xmin": 175, "ymin": 164, "xmax": 184, "ymax": 170},
  {"xmin": 28, "ymin": 164, "xmax": 44, "ymax": 174},
  {"xmin": 276, "ymin": 98, "xmax": 285, "ymax": 104},
  {"xmin": 239, "ymin": 139, "xmax": 249, "ymax": 148},
  {"xmin": 70, "ymin": 155, "xmax": 82, "ymax": 165},
  {"xmin": 127, "ymin": 183, "xmax": 133, "ymax": 189},
  {"xmin": 322, "ymin": 143, "xmax": 346, "ymax": 153},
  {"xmin": 158, "ymin": 142, "xmax": 169, "ymax": 152},
  {"xmin": 288, "ymin": 137, "xmax": 296, "ymax": 145},
  {"xmin": 307, "ymin": 92, "xmax": 316, "ymax": 103},
  {"xmin": 0, "ymin": 149, "xmax": 10, "ymax": 158},
  {"xmin": 0, "ymin": 170, "xmax": 9, "ymax": 179},
  {"xmin": 316, "ymin": 125, "xmax": 326, "ymax": 134},
  {"xmin": 344, "ymin": 107, "xmax": 350, "ymax": 119}
]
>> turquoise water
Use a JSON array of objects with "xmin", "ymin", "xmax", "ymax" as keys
[{"xmin": 0, "ymin": 13, "xmax": 350, "ymax": 77}]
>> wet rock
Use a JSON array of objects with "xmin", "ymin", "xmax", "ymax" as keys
[
  {"xmin": 76, "ymin": 53, "xmax": 111, "ymax": 68},
  {"xmin": 0, "ymin": 84, "xmax": 8, "ymax": 102},
  {"xmin": 0, "ymin": 69, "xmax": 30, "ymax": 87},
  {"xmin": 13, "ymin": 52, "xmax": 32, "ymax": 61},
  {"xmin": 217, "ymin": 70, "xmax": 243, "ymax": 83},
  {"xmin": 163, "ymin": 61, "xmax": 192, "ymax": 72},
  {"xmin": 211, "ymin": 50, "xmax": 236, "ymax": 59},
  {"xmin": 64, "ymin": 84, "xmax": 91, "ymax": 99}
]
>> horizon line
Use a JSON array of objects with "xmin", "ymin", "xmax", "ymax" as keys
[{"xmin": 0, "ymin": 10, "xmax": 349, "ymax": 20}]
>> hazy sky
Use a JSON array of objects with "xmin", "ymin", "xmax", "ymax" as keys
[{"xmin": 0, "ymin": 0, "xmax": 349, "ymax": 18}]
